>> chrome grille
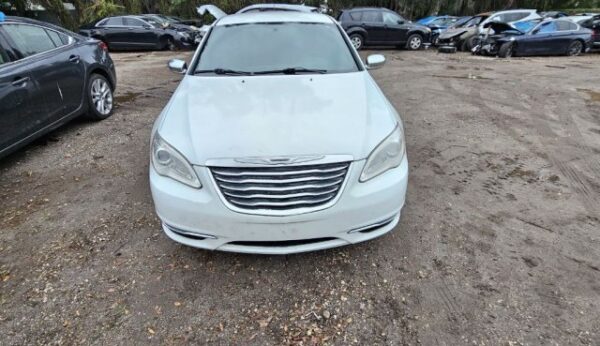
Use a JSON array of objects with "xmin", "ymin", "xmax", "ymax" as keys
[{"xmin": 210, "ymin": 161, "xmax": 350, "ymax": 213}]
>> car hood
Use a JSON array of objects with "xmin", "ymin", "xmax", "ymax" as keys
[{"xmin": 157, "ymin": 72, "xmax": 398, "ymax": 165}]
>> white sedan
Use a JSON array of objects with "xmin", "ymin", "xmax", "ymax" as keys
[{"xmin": 149, "ymin": 11, "xmax": 408, "ymax": 254}]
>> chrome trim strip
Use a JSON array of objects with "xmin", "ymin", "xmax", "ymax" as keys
[
  {"xmin": 347, "ymin": 216, "xmax": 396, "ymax": 234},
  {"xmin": 213, "ymin": 170, "xmax": 346, "ymax": 184},
  {"xmin": 164, "ymin": 223, "xmax": 218, "ymax": 239},
  {"xmin": 204, "ymin": 154, "xmax": 354, "ymax": 168},
  {"xmin": 218, "ymin": 179, "xmax": 344, "ymax": 192}
]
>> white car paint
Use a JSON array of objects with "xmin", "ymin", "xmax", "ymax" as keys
[
  {"xmin": 149, "ymin": 12, "xmax": 408, "ymax": 254},
  {"xmin": 479, "ymin": 9, "xmax": 541, "ymax": 32}
]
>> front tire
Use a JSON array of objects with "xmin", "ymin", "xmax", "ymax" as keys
[
  {"xmin": 406, "ymin": 34, "xmax": 423, "ymax": 50},
  {"xmin": 349, "ymin": 33, "xmax": 364, "ymax": 50},
  {"xmin": 165, "ymin": 37, "xmax": 178, "ymax": 51},
  {"xmin": 498, "ymin": 41, "xmax": 515, "ymax": 58},
  {"xmin": 567, "ymin": 40, "xmax": 583, "ymax": 56},
  {"xmin": 85, "ymin": 74, "xmax": 114, "ymax": 121}
]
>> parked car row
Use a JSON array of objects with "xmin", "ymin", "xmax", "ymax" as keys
[{"xmin": 429, "ymin": 10, "xmax": 598, "ymax": 57}]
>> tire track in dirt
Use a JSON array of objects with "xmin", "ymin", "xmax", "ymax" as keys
[{"xmin": 438, "ymin": 76, "xmax": 599, "ymax": 216}]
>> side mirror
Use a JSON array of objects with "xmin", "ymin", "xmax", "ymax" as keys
[
  {"xmin": 397, "ymin": 20, "xmax": 405, "ymax": 25},
  {"xmin": 366, "ymin": 54, "xmax": 385, "ymax": 70},
  {"xmin": 168, "ymin": 59, "xmax": 187, "ymax": 74}
]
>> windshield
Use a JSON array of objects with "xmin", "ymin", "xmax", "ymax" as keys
[{"xmin": 194, "ymin": 22, "xmax": 360, "ymax": 75}]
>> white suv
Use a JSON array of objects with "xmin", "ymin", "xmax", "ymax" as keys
[{"xmin": 149, "ymin": 12, "xmax": 408, "ymax": 254}]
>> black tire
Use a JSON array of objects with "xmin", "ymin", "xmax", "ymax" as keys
[
  {"xmin": 85, "ymin": 74, "xmax": 114, "ymax": 121},
  {"xmin": 466, "ymin": 36, "xmax": 479, "ymax": 53},
  {"xmin": 566, "ymin": 40, "xmax": 583, "ymax": 56},
  {"xmin": 165, "ymin": 37, "xmax": 178, "ymax": 51},
  {"xmin": 498, "ymin": 41, "xmax": 515, "ymax": 58},
  {"xmin": 349, "ymin": 33, "xmax": 364, "ymax": 50},
  {"xmin": 406, "ymin": 34, "xmax": 423, "ymax": 50}
]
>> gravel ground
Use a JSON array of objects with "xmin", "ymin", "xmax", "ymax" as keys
[{"xmin": 1, "ymin": 49, "xmax": 599, "ymax": 345}]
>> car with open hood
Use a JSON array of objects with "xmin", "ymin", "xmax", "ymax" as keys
[
  {"xmin": 475, "ymin": 18, "xmax": 593, "ymax": 57},
  {"xmin": 149, "ymin": 11, "xmax": 408, "ymax": 254},
  {"xmin": 437, "ymin": 13, "xmax": 490, "ymax": 51}
]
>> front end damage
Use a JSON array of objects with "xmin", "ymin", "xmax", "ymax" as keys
[{"xmin": 472, "ymin": 22, "xmax": 524, "ymax": 56}]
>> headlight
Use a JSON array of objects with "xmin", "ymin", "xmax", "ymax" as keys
[
  {"xmin": 151, "ymin": 134, "xmax": 201, "ymax": 188},
  {"xmin": 360, "ymin": 125, "xmax": 406, "ymax": 182}
]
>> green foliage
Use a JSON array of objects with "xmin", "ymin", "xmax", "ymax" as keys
[
  {"xmin": 82, "ymin": 0, "xmax": 124, "ymax": 23},
  {"xmin": 13, "ymin": 0, "xmax": 600, "ymax": 28}
]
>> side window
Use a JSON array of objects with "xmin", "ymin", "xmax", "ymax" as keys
[
  {"xmin": 96, "ymin": 18, "xmax": 108, "ymax": 27},
  {"xmin": 349, "ymin": 11, "xmax": 362, "ymax": 21},
  {"xmin": 0, "ymin": 44, "xmax": 9, "ymax": 65},
  {"xmin": 105, "ymin": 17, "xmax": 123, "ymax": 26},
  {"xmin": 2, "ymin": 24, "xmax": 57, "ymax": 58},
  {"xmin": 45, "ymin": 29, "xmax": 69, "ymax": 47},
  {"xmin": 362, "ymin": 11, "xmax": 382, "ymax": 23},
  {"xmin": 383, "ymin": 12, "xmax": 401, "ymax": 25},
  {"xmin": 568, "ymin": 21, "xmax": 578, "ymax": 30},
  {"xmin": 537, "ymin": 22, "xmax": 557, "ymax": 33},
  {"xmin": 124, "ymin": 18, "xmax": 146, "ymax": 27}
]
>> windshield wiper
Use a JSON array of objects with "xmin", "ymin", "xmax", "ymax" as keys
[
  {"xmin": 194, "ymin": 68, "xmax": 252, "ymax": 76},
  {"xmin": 254, "ymin": 67, "xmax": 328, "ymax": 75}
]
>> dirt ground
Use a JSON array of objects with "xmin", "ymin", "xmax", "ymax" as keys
[{"xmin": 1, "ymin": 48, "xmax": 599, "ymax": 345}]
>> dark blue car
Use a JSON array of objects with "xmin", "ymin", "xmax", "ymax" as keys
[{"xmin": 480, "ymin": 19, "xmax": 593, "ymax": 57}]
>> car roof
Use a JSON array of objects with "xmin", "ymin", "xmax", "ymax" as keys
[{"xmin": 216, "ymin": 12, "xmax": 334, "ymax": 26}]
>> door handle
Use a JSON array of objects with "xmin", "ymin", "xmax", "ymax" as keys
[
  {"xmin": 11, "ymin": 76, "xmax": 30, "ymax": 87},
  {"xmin": 69, "ymin": 55, "xmax": 80, "ymax": 63}
]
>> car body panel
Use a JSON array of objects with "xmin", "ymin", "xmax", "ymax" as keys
[{"xmin": 158, "ymin": 72, "xmax": 397, "ymax": 165}]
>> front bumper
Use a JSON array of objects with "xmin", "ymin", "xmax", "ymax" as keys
[{"xmin": 150, "ymin": 157, "xmax": 408, "ymax": 255}]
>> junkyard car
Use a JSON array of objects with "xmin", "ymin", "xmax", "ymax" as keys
[
  {"xmin": 339, "ymin": 7, "xmax": 431, "ymax": 50},
  {"xmin": 150, "ymin": 12, "xmax": 408, "ymax": 254},
  {"xmin": 486, "ymin": 19, "xmax": 593, "ymax": 57},
  {"xmin": 437, "ymin": 13, "xmax": 490, "ymax": 52},
  {"xmin": 79, "ymin": 15, "xmax": 196, "ymax": 51},
  {"xmin": 566, "ymin": 14, "xmax": 600, "ymax": 48},
  {"xmin": 0, "ymin": 15, "xmax": 116, "ymax": 159}
]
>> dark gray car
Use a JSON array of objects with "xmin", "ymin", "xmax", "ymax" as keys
[{"xmin": 0, "ymin": 15, "xmax": 116, "ymax": 159}]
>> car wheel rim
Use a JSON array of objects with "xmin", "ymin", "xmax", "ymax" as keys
[
  {"xmin": 410, "ymin": 37, "xmax": 421, "ymax": 49},
  {"xmin": 351, "ymin": 36, "xmax": 361, "ymax": 49},
  {"xmin": 569, "ymin": 42, "xmax": 582, "ymax": 55},
  {"xmin": 91, "ymin": 78, "xmax": 113, "ymax": 116}
]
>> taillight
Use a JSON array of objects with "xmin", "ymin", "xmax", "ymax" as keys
[{"xmin": 98, "ymin": 41, "xmax": 108, "ymax": 52}]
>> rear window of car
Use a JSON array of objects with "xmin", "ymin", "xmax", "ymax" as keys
[
  {"xmin": 1, "ymin": 24, "xmax": 67, "ymax": 58},
  {"xmin": 362, "ymin": 11, "xmax": 382, "ymax": 23},
  {"xmin": 555, "ymin": 21, "xmax": 576, "ymax": 31}
]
